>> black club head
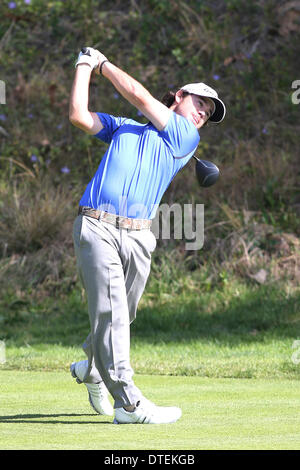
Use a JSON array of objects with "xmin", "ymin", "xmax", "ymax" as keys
[{"xmin": 194, "ymin": 158, "xmax": 220, "ymax": 187}]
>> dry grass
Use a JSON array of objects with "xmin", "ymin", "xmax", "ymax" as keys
[
  {"xmin": 0, "ymin": 175, "xmax": 76, "ymax": 256},
  {"xmin": 201, "ymin": 206, "xmax": 300, "ymax": 290}
]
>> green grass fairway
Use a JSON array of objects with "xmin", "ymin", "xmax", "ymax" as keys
[{"xmin": 0, "ymin": 371, "xmax": 300, "ymax": 450}]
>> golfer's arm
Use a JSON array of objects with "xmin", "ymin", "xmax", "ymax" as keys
[
  {"xmin": 101, "ymin": 62, "xmax": 171, "ymax": 131},
  {"xmin": 69, "ymin": 65, "xmax": 103, "ymax": 135}
]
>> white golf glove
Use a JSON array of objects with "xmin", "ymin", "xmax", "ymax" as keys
[{"xmin": 75, "ymin": 47, "xmax": 101, "ymax": 69}]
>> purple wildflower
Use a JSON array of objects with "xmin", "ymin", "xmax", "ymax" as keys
[
  {"xmin": 136, "ymin": 110, "xmax": 143, "ymax": 117},
  {"xmin": 213, "ymin": 74, "xmax": 220, "ymax": 81},
  {"xmin": 262, "ymin": 127, "xmax": 268, "ymax": 134},
  {"xmin": 30, "ymin": 154, "xmax": 38, "ymax": 162},
  {"xmin": 113, "ymin": 92, "xmax": 120, "ymax": 99},
  {"xmin": 61, "ymin": 166, "xmax": 70, "ymax": 174},
  {"xmin": 0, "ymin": 114, "xmax": 6, "ymax": 121},
  {"xmin": 8, "ymin": 2, "xmax": 16, "ymax": 8},
  {"xmin": 24, "ymin": 0, "xmax": 31, "ymax": 4}
]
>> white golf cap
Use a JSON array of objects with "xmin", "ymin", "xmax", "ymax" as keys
[{"xmin": 180, "ymin": 82, "xmax": 226, "ymax": 123}]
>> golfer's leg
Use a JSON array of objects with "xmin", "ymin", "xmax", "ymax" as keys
[
  {"xmin": 73, "ymin": 215, "xmax": 103, "ymax": 383},
  {"xmin": 125, "ymin": 228, "xmax": 156, "ymax": 323},
  {"xmin": 75, "ymin": 216, "xmax": 142, "ymax": 408}
]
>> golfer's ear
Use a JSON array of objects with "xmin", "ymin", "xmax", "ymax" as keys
[{"xmin": 174, "ymin": 90, "xmax": 184, "ymax": 103}]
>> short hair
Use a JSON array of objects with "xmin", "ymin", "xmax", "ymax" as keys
[{"xmin": 160, "ymin": 90, "xmax": 189, "ymax": 108}]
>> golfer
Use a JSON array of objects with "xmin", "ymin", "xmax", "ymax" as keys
[{"xmin": 69, "ymin": 47, "xmax": 226, "ymax": 424}]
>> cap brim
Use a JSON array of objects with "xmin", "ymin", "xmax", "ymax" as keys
[{"xmin": 209, "ymin": 98, "xmax": 226, "ymax": 123}]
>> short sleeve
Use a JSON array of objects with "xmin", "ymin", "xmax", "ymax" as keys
[
  {"xmin": 159, "ymin": 112, "xmax": 200, "ymax": 158},
  {"xmin": 93, "ymin": 113, "xmax": 125, "ymax": 144}
]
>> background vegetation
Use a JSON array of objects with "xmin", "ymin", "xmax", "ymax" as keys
[{"xmin": 0, "ymin": 0, "xmax": 299, "ymax": 379}]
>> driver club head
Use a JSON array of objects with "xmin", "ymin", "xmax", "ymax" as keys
[{"xmin": 193, "ymin": 156, "xmax": 220, "ymax": 187}]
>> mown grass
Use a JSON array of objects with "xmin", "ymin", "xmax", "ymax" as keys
[
  {"xmin": 1, "ymin": 278, "xmax": 299, "ymax": 380},
  {"xmin": 1, "ymin": 372, "xmax": 300, "ymax": 450}
]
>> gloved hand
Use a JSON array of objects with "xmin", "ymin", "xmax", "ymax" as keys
[
  {"xmin": 93, "ymin": 49, "xmax": 109, "ymax": 75},
  {"xmin": 75, "ymin": 47, "xmax": 100, "ymax": 69}
]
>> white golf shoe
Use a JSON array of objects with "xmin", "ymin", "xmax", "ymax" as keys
[
  {"xmin": 70, "ymin": 360, "xmax": 113, "ymax": 416},
  {"xmin": 113, "ymin": 398, "xmax": 182, "ymax": 424}
]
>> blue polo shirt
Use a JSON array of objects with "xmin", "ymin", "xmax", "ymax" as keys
[{"xmin": 79, "ymin": 111, "xmax": 200, "ymax": 219}]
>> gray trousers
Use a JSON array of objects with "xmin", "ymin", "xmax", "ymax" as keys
[{"xmin": 73, "ymin": 214, "xmax": 156, "ymax": 408}]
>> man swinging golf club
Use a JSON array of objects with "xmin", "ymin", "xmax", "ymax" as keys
[{"xmin": 69, "ymin": 47, "xmax": 226, "ymax": 424}]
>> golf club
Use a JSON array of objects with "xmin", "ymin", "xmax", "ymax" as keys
[{"xmin": 192, "ymin": 155, "xmax": 220, "ymax": 187}]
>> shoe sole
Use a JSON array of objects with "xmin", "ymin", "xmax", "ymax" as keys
[{"xmin": 113, "ymin": 417, "xmax": 180, "ymax": 424}]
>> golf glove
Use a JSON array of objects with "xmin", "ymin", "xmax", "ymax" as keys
[{"xmin": 75, "ymin": 47, "xmax": 102, "ymax": 70}]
